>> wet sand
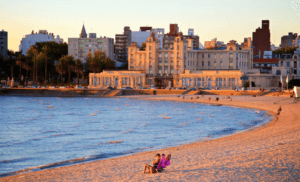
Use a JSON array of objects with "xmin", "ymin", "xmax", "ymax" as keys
[{"xmin": 1, "ymin": 95, "xmax": 300, "ymax": 182}]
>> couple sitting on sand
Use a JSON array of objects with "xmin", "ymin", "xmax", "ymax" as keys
[{"xmin": 143, "ymin": 153, "xmax": 171, "ymax": 174}]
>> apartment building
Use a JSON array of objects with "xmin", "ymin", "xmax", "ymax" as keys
[
  {"xmin": 252, "ymin": 20, "xmax": 271, "ymax": 57},
  {"xmin": 68, "ymin": 25, "xmax": 114, "ymax": 63},
  {"xmin": 115, "ymin": 26, "xmax": 131, "ymax": 62},
  {"xmin": 0, "ymin": 30, "xmax": 8, "ymax": 59},
  {"xmin": 19, "ymin": 30, "xmax": 63, "ymax": 56}
]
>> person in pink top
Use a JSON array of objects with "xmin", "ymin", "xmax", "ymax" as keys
[{"xmin": 157, "ymin": 154, "xmax": 171, "ymax": 172}]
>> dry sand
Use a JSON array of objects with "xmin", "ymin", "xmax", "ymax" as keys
[{"xmin": 1, "ymin": 95, "xmax": 300, "ymax": 182}]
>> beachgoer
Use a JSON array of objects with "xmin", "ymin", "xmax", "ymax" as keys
[
  {"xmin": 209, "ymin": 97, "xmax": 211, "ymax": 101},
  {"xmin": 216, "ymin": 97, "xmax": 219, "ymax": 101},
  {"xmin": 156, "ymin": 154, "xmax": 171, "ymax": 172},
  {"xmin": 278, "ymin": 105, "xmax": 282, "ymax": 115},
  {"xmin": 143, "ymin": 153, "xmax": 161, "ymax": 174}
]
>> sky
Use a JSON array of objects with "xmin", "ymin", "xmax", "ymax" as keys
[{"xmin": 1, "ymin": 0, "xmax": 300, "ymax": 52}]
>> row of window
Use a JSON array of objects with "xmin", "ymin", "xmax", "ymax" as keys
[{"xmin": 180, "ymin": 77, "xmax": 238, "ymax": 87}]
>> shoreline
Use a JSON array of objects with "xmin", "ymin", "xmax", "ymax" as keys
[{"xmin": 1, "ymin": 95, "xmax": 299, "ymax": 181}]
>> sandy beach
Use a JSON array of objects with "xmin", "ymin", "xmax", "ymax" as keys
[{"xmin": 1, "ymin": 94, "xmax": 300, "ymax": 182}]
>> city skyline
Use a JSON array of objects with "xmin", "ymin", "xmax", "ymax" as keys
[{"xmin": 1, "ymin": 0, "xmax": 300, "ymax": 52}]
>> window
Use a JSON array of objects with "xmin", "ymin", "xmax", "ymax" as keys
[
  {"xmin": 177, "ymin": 52, "xmax": 179, "ymax": 58},
  {"xmin": 171, "ymin": 52, "xmax": 174, "ymax": 58},
  {"xmin": 214, "ymin": 61, "xmax": 216, "ymax": 67},
  {"xmin": 149, "ymin": 53, "xmax": 152, "ymax": 59},
  {"xmin": 140, "ymin": 54, "xmax": 142, "ymax": 59},
  {"xmin": 202, "ymin": 61, "xmax": 204, "ymax": 66},
  {"xmin": 214, "ymin": 54, "xmax": 216, "ymax": 59},
  {"xmin": 177, "ymin": 45, "xmax": 179, "ymax": 50},
  {"xmin": 164, "ymin": 52, "xmax": 168, "ymax": 59},
  {"xmin": 130, "ymin": 49, "xmax": 133, "ymax": 53},
  {"xmin": 202, "ymin": 54, "xmax": 204, "ymax": 58},
  {"xmin": 149, "ymin": 46, "xmax": 151, "ymax": 50},
  {"xmin": 220, "ymin": 61, "xmax": 223, "ymax": 67},
  {"xmin": 177, "ymin": 61, "xmax": 179, "ymax": 66},
  {"xmin": 267, "ymin": 64, "xmax": 271, "ymax": 67},
  {"xmin": 208, "ymin": 61, "xmax": 210, "ymax": 67},
  {"xmin": 220, "ymin": 54, "xmax": 223, "ymax": 59},
  {"xmin": 229, "ymin": 53, "xmax": 233, "ymax": 61},
  {"xmin": 130, "ymin": 54, "xmax": 133, "ymax": 59},
  {"xmin": 276, "ymin": 70, "xmax": 281, "ymax": 75},
  {"xmin": 287, "ymin": 62, "xmax": 290, "ymax": 67},
  {"xmin": 208, "ymin": 53, "xmax": 210, "ymax": 58},
  {"xmin": 159, "ymin": 52, "xmax": 162, "ymax": 59}
]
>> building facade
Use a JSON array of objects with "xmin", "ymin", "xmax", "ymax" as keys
[
  {"xmin": 252, "ymin": 20, "xmax": 271, "ymax": 57},
  {"xmin": 281, "ymin": 32, "xmax": 298, "ymax": 48},
  {"xmin": 0, "ymin": 30, "xmax": 8, "ymax": 59},
  {"xmin": 115, "ymin": 26, "xmax": 131, "ymax": 62},
  {"xmin": 90, "ymin": 33, "xmax": 254, "ymax": 89},
  {"xmin": 253, "ymin": 58, "xmax": 279, "ymax": 74},
  {"xmin": 163, "ymin": 24, "xmax": 199, "ymax": 49},
  {"xmin": 131, "ymin": 27, "xmax": 164, "ymax": 48},
  {"xmin": 68, "ymin": 25, "xmax": 114, "ymax": 62},
  {"xmin": 19, "ymin": 30, "xmax": 63, "ymax": 56}
]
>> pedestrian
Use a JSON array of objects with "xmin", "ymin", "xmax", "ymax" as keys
[
  {"xmin": 208, "ymin": 97, "xmax": 211, "ymax": 101},
  {"xmin": 278, "ymin": 105, "xmax": 282, "ymax": 115}
]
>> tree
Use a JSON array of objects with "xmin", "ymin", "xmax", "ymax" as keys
[
  {"xmin": 73, "ymin": 59, "xmax": 83, "ymax": 85},
  {"xmin": 273, "ymin": 46, "xmax": 298, "ymax": 55},
  {"xmin": 65, "ymin": 55, "xmax": 75, "ymax": 84},
  {"xmin": 86, "ymin": 50, "xmax": 116, "ymax": 73},
  {"xmin": 56, "ymin": 55, "xmax": 68, "ymax": 85}
]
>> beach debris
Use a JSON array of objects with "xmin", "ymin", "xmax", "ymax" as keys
[
  {"xmin": 209, "ymin": 115, "xmax": 214, "ymax": 117},
  {"xmin": 197, "ymin": 118, "xmax": 202, "ymax": 120},
  {"xmin": 160, "ymin": 114, "xmax": 167, "ymax": 116},
  {"xmin": 48, "ymin": 106, "xmax": 53, "ymax": 108},
  {"xmin": 163, "ymin": 116, "xmax": 171, "ymax": 119},
  {"xmin": 90, "ymin": 113, "xmax": 96, "ymax": 116},
  {"xmin": 255, "ymin": 111, "xmax": 260, "ymax": 114}
]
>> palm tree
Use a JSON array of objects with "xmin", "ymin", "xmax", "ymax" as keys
[
  {"xmin": 73, "ymin": 59, "xmax": 83, "ymax": 86},
  {"xmin": 65, "ymin": 56, "xmax": 75, "ymax": 84},
  {"xmin": 42, "ymin": 45, "xmax": 48, "ymax": 84},
  {"xmin": 56, "ymin": 55, "xmax": 68, "ymax": 85}
]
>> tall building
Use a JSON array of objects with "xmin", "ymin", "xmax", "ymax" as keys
[
  {"xmin": 292, "ymin": 35, "xmax": 300, "ymax": 47},
  {"xmin": 0, "ymin": 30, "xmax": 8, "ymax": 59},
  {"xmin": 131, "ymin": 27, "xmax": 164, "ymax": 48},
  {"xmin": 163, "ymin": 24, "xmax": 199, "ymax": 49},
  {"xmin": 19, "ymin": 30, "xmax": 63, "ymax": 56},
  {"xmin": 115, "ymin": 26, "xmax": 131, "ymax": 62},
  {"xmin": 252, "ymin": 20, "xmax": 271, "ymax": 57},
  {"xmin": 281, "ymin": 32, "xmax": 298, "ymax": 48},
  {"xmin": 68, "ymin": 25, "xmax": 114, "ymax": 63}
]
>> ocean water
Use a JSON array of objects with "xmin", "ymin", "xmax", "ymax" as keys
[{"xmin": 0, "ymin": 96, "xmax": 272, "ymax": 176}]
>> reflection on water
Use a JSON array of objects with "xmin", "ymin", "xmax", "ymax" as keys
[{"xmin": 0, "ymin": 96, "xmax": 272, "ymax": 176}]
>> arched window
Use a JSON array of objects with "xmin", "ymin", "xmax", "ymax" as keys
[
  {"xmin": 276, "ymin": 70, "xmax": 281, "ymax": 75},
  {"xmin": 295, "ymin": 55, "xmax": 298, "ymax": 59},
  {"xmin": 149, "ymin": 38, "xmax": 152, "ymax": 43}
]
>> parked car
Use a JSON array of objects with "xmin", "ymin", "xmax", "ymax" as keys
[
  {"xmin": 31, "ymin": 85, "xmax": 38, "ymax": 88},
  {"xmin": 150, "ymin": 85, "xmax": 156, "ymax": 90},
  {"xmin": 49, "ymin": 86, "xmax": 56, "ymax": 89},
  {"xmin": 121, "ymin": 87, "xmax": 133, "ymax": 89},
  {"xmin": 40, "ymin": 85, "xmax": 47, "ymax": 88},
  {"xmin": 75, "ymin": 85, "xmax": 84, "ymax": 89},
  {"xmin": 21, "ymin": 85, "xmax": 28, "ymax": 88},
  {"xmin": 190, "ymin": 88, "xmax": 196, "ymax": 91},
  {"xmin": 107, "ymin": 86, "xmax": 114, "ymax": 90},
  {"xmin": 58, "ymin": 86, "xmax": 67, "ymax": 89},
  {"xmin": 3, "ymin": 85, "xmax": 11, "ymax": 88},
  {"xmin": 270, "ymin": 88, "xmax": 276, "ymax": 92},
  {"xmin": 142, "ymin": 87, "xmax": 150, "ymax": 89}
]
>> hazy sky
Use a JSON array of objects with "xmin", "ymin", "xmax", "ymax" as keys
[{"xmin": 1, "ymin": 0, "xmax": 300, "ymax": 52}]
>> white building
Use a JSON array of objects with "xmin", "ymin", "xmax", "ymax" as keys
[
  {"xmin": 131, "ymin": 28, "xmax": 164, "ymax": 48},
  {"xmin": 19, "ymin": 30, "xmax": 63, "ymax": 55},
  {"xmin": 68, "ymin": 25, "xmax": 114, "ymax": 63},
  {"xmin": 188, "ymin": 29, "xmax": 194, "ymax": 36}
]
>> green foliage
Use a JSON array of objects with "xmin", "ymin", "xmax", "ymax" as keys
[
  {"xmin": 273, "ymin": 46, "xmax": 298, "ymax": 55},
  {"xmin": 86, "ymin": 50, "xmax": 115, "ymax": 73}
]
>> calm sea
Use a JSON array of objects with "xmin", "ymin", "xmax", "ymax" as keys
[{"xmin": 0, "ymin": 96, "xmax": 272, "ymax": 176}]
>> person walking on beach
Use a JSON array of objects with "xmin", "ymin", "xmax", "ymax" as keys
[
  {"xmin": 143, "ymin": 153, "xmax": 161, "ymax": 174},
  {"xmin": 278, "ymin": 105, "xmax": 282, "ymax": 115}
]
